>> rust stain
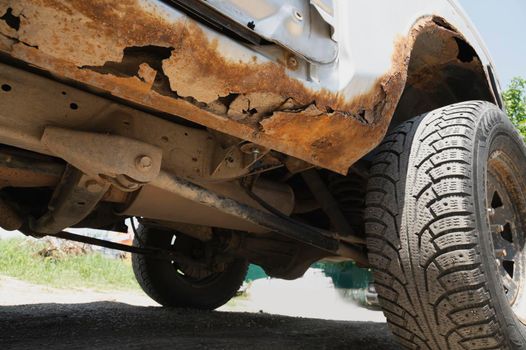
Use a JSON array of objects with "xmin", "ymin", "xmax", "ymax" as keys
[
  {"xmin": 137, "ymin": 63, "xmax": 157, "ymax": 87},
  {"xmin": 0, "ymin": 167, "xmax": 59, "ymax": 188},
  {"xmin": 0, "ymin": 0, "xmax": 448, "ymax": 174},
  {"xmin": 404, "ymin": 22, "xmax": 485, "ymax": 91},
  {"xmin": 161, "ymin": 20, "xmax": 392, "ymax": 115},
  {"xmin": 227, "ymin": 92, "xmax": 285, "ymax": 122}
]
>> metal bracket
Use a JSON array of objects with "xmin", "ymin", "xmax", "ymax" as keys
[
  {"xmin": 30, "ymin": 166, "xmax": 110, "ymax": 234},
  {"xmin": 41, "ymin": 127, "xmax": 163, "ymax": 190},
  {"xmin": 198, "ymin": 0, "xmax": 338, "ymax": 63},
  {"xmin": 151, "ymin": 170, "xmax": 369, "ymax": 265},
  {"xmin": 210, "ymin": 142, "xmax": 269, "ymax": 180}
]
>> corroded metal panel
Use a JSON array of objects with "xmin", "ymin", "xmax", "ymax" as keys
[{"xmin": 0, "ymin": 0, "xmax": 494, "ymax": 174}]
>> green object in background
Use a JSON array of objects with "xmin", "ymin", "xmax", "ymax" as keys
[
  {"xmin": 314, "ymin": 261, "xmax": 373, "ymax": 290},
  {"xmin": 243, "ymin": 262, "xmax": 379, "ymax": 308},
  {"xmin": 0, "ymin": 238, "xmax": 139, "ymax": 290},
  {"xmin": 245, "ymin": 264, "xmax": 268, "ymax": 282},
  {"xmin": 244, "ymin": 261, "xmax": 373, "ymax": 290},
  {"xmin": 503, "ymin": 77, "xmax": 526, "ymax": 140}
]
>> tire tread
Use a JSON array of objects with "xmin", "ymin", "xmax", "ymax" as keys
[{"xmin": 365, "ymin": 101, "xmax": 509, "ymax": 349}]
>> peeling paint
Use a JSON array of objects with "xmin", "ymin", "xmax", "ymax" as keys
[{"xmin": 0, "ymin": 0, "xmax": 455, "ymax": 174}]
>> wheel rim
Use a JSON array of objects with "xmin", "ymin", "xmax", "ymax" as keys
[{"xmin": 487, "ymin": 151, "xmax": 526, "ymax": 325}]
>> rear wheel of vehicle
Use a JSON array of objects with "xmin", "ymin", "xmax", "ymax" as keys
[
  {"xmin": 365, "ymin": 101, "xmax": 526, "ymax": 349},
  {"xmin": 132, "ymin": 225, "xmax": 248, "ymax": 310}
]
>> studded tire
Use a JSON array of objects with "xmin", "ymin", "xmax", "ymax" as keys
[{"xmin": 365, "ymin": 101, "xmax": 526, "ymax": 349}]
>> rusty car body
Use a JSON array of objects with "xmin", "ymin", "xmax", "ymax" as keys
[{"xmin": 2, "ymin": 1, "xmax": 521, "ymax": 348}]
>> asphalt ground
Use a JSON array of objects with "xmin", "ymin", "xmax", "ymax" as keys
[{"xmin": 0, "ymin": 302, "xmax": 400, "ymax": 349}]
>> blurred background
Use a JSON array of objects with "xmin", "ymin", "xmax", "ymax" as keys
[{"xmin": 0, "ymin": 224, "xmax": 385, "ymax": 322}]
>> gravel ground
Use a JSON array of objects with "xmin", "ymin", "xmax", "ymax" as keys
[{"xmin": 0, "ymin": 275, "xmax": 399, "ymax": 349}]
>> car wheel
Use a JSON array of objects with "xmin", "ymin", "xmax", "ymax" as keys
[
  {"xmin": 132, "ymin": 224, "xmax": 248, "ymax": 310},
  {"xmin": 366, "ymin": 101, "xmax": 526, "ymax": 349}
]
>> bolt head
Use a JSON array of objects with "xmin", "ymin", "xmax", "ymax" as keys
[
  {"xmin": 136, "ymin": 155, "xmax": 153, "ymax": 172},
  {"xmin": 287, "ymin": 56, "xmax": 298, "ymax": 69}
]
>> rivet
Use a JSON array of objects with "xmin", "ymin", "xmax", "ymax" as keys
[{"xmin": 252, "ymin": 147, "xmax": 261, "ymax": 161}]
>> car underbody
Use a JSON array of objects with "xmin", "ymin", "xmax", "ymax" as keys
[
  {"xmin": 1, "ymin": 1, "xmax": 525, "ymax": 348},
  {"xmin": 0, "ymin": 60, "xmax": 370, "ymax": 279},
  {"xmin": 0, "ymin": 0, "xmax": 498, "ymax": 274}
]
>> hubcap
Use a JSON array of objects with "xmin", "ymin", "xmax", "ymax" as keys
[{"xmin": 487, "ymin": 152, "xmax": 526, "ymax": 324}]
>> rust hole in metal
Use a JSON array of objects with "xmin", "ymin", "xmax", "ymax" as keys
[
  {"xmin": 81, "ymin": 45, "xmax": 178, "ymax": 98},
  {"xmin": 454, "ymin": 37, "xmax": 476, "ymax": 63},
  {"xmin": 0, "ymin": 8, "xmax": 20, "ymax": 31},
  {"xmin": 82, "ymin": 46, "xmax": 173, "ymax": 78},
  {"xmin": 247, "ymin": 108, "xmax": 257, "ymax": 115},
  {"xmin": 432, "ymin": 17, "xmax": 455, "ymax": 31}
]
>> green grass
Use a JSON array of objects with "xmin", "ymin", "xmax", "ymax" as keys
[{"xmin": 0, "ymin": 238, "xmax": 140, "ymax": 291}]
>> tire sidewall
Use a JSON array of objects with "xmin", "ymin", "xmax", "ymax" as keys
[{"xmin": 473, "ymin": 106, "xmax": 526, "ymax": 348}]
